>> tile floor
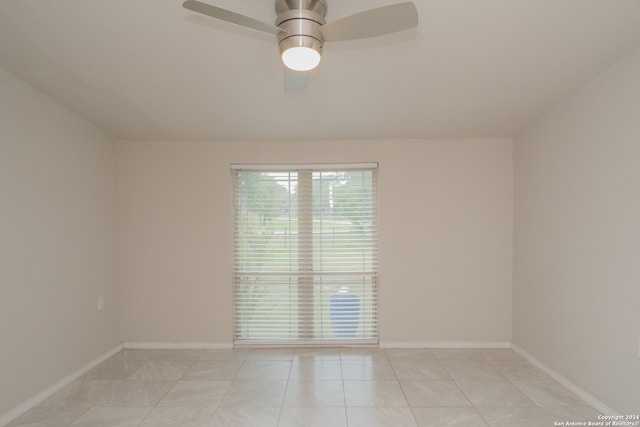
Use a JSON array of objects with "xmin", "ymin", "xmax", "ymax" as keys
[{"xmin": 7, "ymin": 347, "xmax": 605, "ymax": 427}]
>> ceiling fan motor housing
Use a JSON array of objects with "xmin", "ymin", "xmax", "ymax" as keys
[{"xmin": 275, "ymin": 0, "xmax": 327, "ymax": 59}]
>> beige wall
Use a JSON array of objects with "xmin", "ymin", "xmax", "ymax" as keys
[
  {"xmin": 513, "ymin": 47, "xmax": 640, "ymax": 413},
  {"xmin": 0, "ymin": 67, "xmax": 120, "ymax": 416},
  {"xmin": 118, "ymin": 138, "xmax": 513, "ymax": 345}
]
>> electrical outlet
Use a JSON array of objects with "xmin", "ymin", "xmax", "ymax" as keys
[{"xmin": 97, "ymin": 296, "xmax": 104, "ymax": 310}]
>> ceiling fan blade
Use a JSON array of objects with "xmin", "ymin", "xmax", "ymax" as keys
[
  {"xmin": 321, "ymin": 2, "xmax": 418, "ymax": 42},
  {"xmin": 183, "ymin": 0, "xmax": 284, "ymax": 35},
  {"xmin": 284, "ymin": 69, "xmax": 310, "ymax": 93}
]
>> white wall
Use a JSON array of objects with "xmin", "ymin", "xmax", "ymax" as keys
[
  {"xmin": 118, "ymin": 138, "xmax": 513, "ymax": 345},
  {"xmin": 513, "ymin": 47, "xmax": 640, "ymax": 413},
  {"xmin": 0, "ymin": 67, "xmax": 120, "ymax": 417}
]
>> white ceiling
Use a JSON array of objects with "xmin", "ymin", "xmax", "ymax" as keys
[{"xmin": 1, "ymin": 0, "xmax": 640, "ymax": 141}]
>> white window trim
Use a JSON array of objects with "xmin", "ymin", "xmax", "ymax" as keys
[{"xmin": 231, "ymin": 163, "xmax": 379, "ymax": 345}]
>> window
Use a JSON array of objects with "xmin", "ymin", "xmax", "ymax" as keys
[{"xmin": 232, "ymin": 164, "xmax": 378, "ymax": 344}]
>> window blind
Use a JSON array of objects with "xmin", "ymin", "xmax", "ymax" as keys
[{"xmin": 232, "ymin": 164, "xmax": 378, "ymax": 344}]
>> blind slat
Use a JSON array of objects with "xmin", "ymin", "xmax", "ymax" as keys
[{"xmin": 232, "ymin": 166, "xmax": 378, "ymax": 344}]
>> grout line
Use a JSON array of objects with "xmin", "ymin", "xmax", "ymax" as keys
[
  {"xmin": 339, "ymin": 348, "xmax": 350, "ymax": 426},
  {"xmin": 0, "ymin": 343, "xmax": 124, "ymax": 427},
  {"xmin": 511, "ymin": 343, "xmax": 617, "ymax": 415},
  {"xmin": 275, "ymin": 357, "xmax": 294, "ymax": 426},
  {"xmin": 387, "ymin": 350, "xmax": 422, "ymax": 426}
]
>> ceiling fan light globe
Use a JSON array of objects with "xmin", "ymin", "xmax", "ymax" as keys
[{"xmin": 282, "ymin": 47, "xmax": 321, "ymax": 71}]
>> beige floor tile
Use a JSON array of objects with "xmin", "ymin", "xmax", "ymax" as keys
[
  {"xmin": 279, "ymin": 407, "xmax": 348, "ymax": 427},
  {"xmin": 347, "ymin": 407, "xmax": 417, "ymax": 427},
  {"xmin": 456, "ymin": 380, "xmax": 535, "ymax": 407},
  {"xmin": 490, "ymin": 359, "xmax": 552, "ymax": 381},
  {"xmin": 476, "ymin": 406, "xmax": 554, "ymax": 427},
  {"xmin": 7, "ymin": 406, "xmax": 89, "ymax": 427},
  {"xmin": 209, "ymin": 407, "xmax": 280, "ymax": 427},
  {"xmin": 341, "ymin": 359, "xmax": 396, "ymax": 380},
  {"xmin": 284, "ymin": 380, "xmax": 345, "ymax": 406},
  {"xmin": 431, "ymin": 349, "xmax": 489, "ymax": 361},
  {"xmin": 412, "ymin": 407, "xmax": 488, "ymax": 427},
  {"xmin": 199, "ymin": 349, "xmax": 249, "ymax": 361},
  {"xmin": 157, "ymin": 380, "xmax": 230, "ymax": 407},
  {"xmin": 289, "ymin": 360, "xmax": 342, "ymax": 380},
  {"xmin": 40, "ymin": 380, "xmax": 114, "ymax": 407},
  {"xmin": 479, "ymin": 349, "xmax": 524, "ymax": 362},
  {"xmin": 293, "ymin": 348, "xmax": 341, "ymax": 361},
  {"xmin": 219, "ymin": 380, "xmax": 287, "ymax": 407},
  {"xmin": 128, "ymin": 360, "xmax": 193, "ymax": 380},
  {"xmin": 385, "ymin": 349, "xmax": 435, "ymax": 361},
  {"xmin": 96, "ymin": 380, "xmax": 175, "ymax": 406},
  {"xmin": 181, "ymin": 360, "xmax": 243, "ymax": 381},
  {"xmin": 70, "ymin": 407, "xmax": 151, "ymax": 427},
  {"xmin": 81, "ymin": 359, "xmax": 146, "ymax": 380},
  {"xmin": 139, "ymin": 406, "xmax": 216, "ymax": 427},
  {"xmin": 340, "ymin": 348, "xmax": 389, "ymax": 361},
  {"xmin": 400, "ymin": 380, "xmax": 471, "ymax": 407},
  {"xmin": 432, "ymin": 348, "xmax": 522, "ymax": 362},
  {"xmin": 541, "ymin": 405, "xmax": 604, "ymax": 423},
  {"xmin": 235, "ymin": 360, "xmax": 292, "ymax": 380},
  {"xmin": 344, "ymin": 380, "xmax": 408, "ymax": 406},
  {"xmin": 146, "ymin": 349, "xmax": 205, "ymax": 361},
  {"xmin": 440, "ymin": 360, "xmax": 505, "ymax": 380},
  {"xmin": 5, "ymin": 348, "xmax": 603, "ymax": 427},
  {"xmin": 119, "ymin": 349, "xmax": 155, "ymax": 361},
  {"xmin": 244, "ymin": 348, "xmax": 294, "ymax": 361},
  {"xmin": 390, "ymin": 360, "xmax": 451, "ymax": 380},
  {"xmin": 511, "ymin": 378, "xmax": 586, "ymax": 406}
]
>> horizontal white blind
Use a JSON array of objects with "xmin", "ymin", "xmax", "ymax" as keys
[{"xmin": 232, "ymin": 165, "xmax": 378, "ymax": 344}]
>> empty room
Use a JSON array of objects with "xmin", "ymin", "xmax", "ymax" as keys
[{"xmin": 1, "ymin": 0, "xmax": 639, "ymax": 426}]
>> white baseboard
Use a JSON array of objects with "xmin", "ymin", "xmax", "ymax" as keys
[
  {"xmin": 379, "ymin": 340, "xmax": 511, "ymax": 349},
  {"xmin": 511, "ymin": 343, "xmax": 617, "ymax": 416},
  {"xmin": 124, "ymin": 341, "xmax": 233, "ymax": 350},
  {"xmin": 0, "ymin": 343, "xmax": 123, "ymax": 427}
]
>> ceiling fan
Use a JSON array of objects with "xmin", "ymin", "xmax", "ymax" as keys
[{"xmin": 183, "ymin": 0, "xmax": 419, "ymax": 92}]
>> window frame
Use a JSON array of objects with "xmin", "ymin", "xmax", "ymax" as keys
[{"xmin": 231, "ymin": 163, "xmax": 379, "ymax": 345}]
